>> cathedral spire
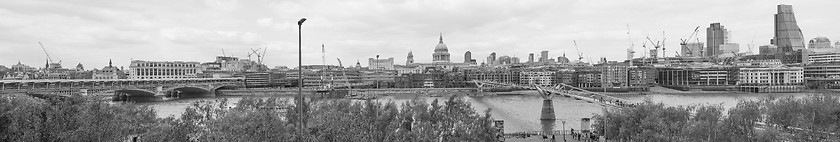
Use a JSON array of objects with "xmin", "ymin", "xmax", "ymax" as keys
[
  {"xmin": 439, "ymin": 33, "xmax": 443, "ymax": 43},
  {"xmin": 109, "ymin": 59, "xmax": 113, "ymax": 67}
]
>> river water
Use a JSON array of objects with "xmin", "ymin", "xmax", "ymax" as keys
[{"xmin": 140, "ymin": 91, "xmax": 823, "ymax": 133}]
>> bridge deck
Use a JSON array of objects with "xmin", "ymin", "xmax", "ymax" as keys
[{"xmin": 473, "ymin": 80, "xmax": 633, "ymax": 108}]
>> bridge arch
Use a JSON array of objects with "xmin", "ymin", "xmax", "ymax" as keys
[
  {"xmin": 114, "ymin": 89, "xmax": 157, "ymax": 97},
  {"xmin": 164, "ymin": 86, "xmax": 214, "ymax": 98}
]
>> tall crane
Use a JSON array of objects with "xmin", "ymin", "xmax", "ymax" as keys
[
  {"xmin": 573, "ymin": 40, "xmax": 584, "ymax": 61},
  {"xmin": 646, "ymin": 36, "xmax": 661, "ymax": 59},
  {"xmin": 249, "ymin": 48, "xmax": 265, "ymax": 64},
  {"xmin": 38, "ymin": 42, "xmax": 56, "ymax": 64},
  {"xmin": 626, "ymin": 25, "xmax": 635, "ymax": 66},
  {"xmin": 680, "ymin": 26, "xmax": 700, "ymax": 56},
  {"xmin": 661, "ymin": 31, "xmax": 667, "ymax": 58},
  {"xmin": 336, "ymin": 58, "xmax": 353, "ymax": 95}
]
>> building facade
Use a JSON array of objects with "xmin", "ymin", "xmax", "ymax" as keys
[
  {"xmin": 128, "ymin": 60, "xmax": 202, "ymax": 79},
  {"xmin": 520, "ymin": 71, "xmax": 555, "ymax": 86},
  {"xmin": 368, "ymin": 57, "xmax": 395, "ymax": 70}
]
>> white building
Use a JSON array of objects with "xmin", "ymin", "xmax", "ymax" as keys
[
  {"xmin": 737, "ymin": 67, "xmax": 803, "ymax": 85},
  {"xmin": 128, "ymin": 60, "xmax": 202, "ymax": 79}
]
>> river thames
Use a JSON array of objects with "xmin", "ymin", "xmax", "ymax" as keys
[{"xmin": 140, "ymin": 91, "xmax": 822, "ymax": 133}]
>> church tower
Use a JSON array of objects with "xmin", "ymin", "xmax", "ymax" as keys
[{"xmin": 406, "ymin": 51, "xmax": 414, "ymax": 65}]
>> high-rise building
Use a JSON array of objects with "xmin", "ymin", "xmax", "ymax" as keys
[
  {"xmin": 488, "ymin": 52, "xmax": 497, "ymax": 64},
  {"xmin": 539, "ymin": 51, "xmax": 549, "ymax": 62},
  {"xmin": 808, "ymin": 37, "xmax": 832, "ymax": 49},
  {"xmin": 464, "ymin": 51, "xmax": 472, "ymax": 63},
  {"xmin": 432, "ymin": 34, "xmax": 451, "ymax": 63},
  {"xmin": 528, "ymin": 53, "xmax": 535, "ymax": 63},
  {"xmin": 681, "ymin": 43, "xmax": 704, "ymax": 57},
  {"xmin": 774, "ymin": 4, "xmax": 806, "ymax": 52},
  {"xmin": 511, "ymin": 57, "xmax": 520, "ymax": 64},
  {"xmin": 707, "ymin": 23, "xmax": 728, "ymax": 57},
  {"xmin": 406, "ymin": 51, "xmax": 414, "ymax": 65}
]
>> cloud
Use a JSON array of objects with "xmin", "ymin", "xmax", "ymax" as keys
[
  {"xmin": 1, "ymin": 0, "xmax": 839, "ymax": 68},
  {"xmin": 159, "ymin": 27, "xmax": 262, "ymax": 45}
]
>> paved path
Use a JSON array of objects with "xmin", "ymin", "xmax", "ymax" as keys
[{"xmin": 504, "ymin": 134, "xmax": 603, "ymax": 142}]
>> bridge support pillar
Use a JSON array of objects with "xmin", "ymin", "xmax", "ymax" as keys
[
  {"xmin": 155, "ymin": 86, "xmax": 163, "ymax": 96},
  {"xmin": 540, "ymin": 99, "xmax": 556, "ymax": 120}
]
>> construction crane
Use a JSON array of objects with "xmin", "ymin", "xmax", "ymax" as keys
[
  {"xmin": 680, "ymin": 26, "xmax": 701, "ymax": 56},
  {"xmin": 336, "ymin": 58, "xmax": 352, "ymax": 92},
  {"xmin": 249, "ymin": 48, "xmax": 264, "ymax": 64},
  {"xmin": 573, "ymin": 40, "xmax": 584, "ymax": 61},
  {"xmin": 646, "ymin": 36, "xmax": 661, "ymax": 59},
  {"xmin": 626, "ymin": 25, "xmax": 635, "ymax": 66},
  {"xmin": 38, "ymin": 42, "xmax": 56, "ymax": 64},
  {"xmin": 661, "ymin": 31, "xmax": 667, "ymax": 58},
  {"xmin": 695, "ymin": 38, "xmax": 704, "ymax": 57}
]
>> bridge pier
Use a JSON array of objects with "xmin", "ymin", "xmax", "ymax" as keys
[{"xmin": 536, "ymin": 87, "xmax": 556, "ymax": 120}]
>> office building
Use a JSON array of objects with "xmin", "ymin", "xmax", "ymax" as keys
[
  {"xmin": 464, "ymin": 51, "xmax": 472, "ymax": 64},
  {"xmin": 774, "ymin": 4, "xmax": 806, "ymax": 52},
  {"xmin": 707, "ymin": 23, "xmax": 729, "ymax": 57},
  {"xmin": 539, "ymin": 51, "xmax": 549, "ymax": 62},
  {"xmin": 528, "ymin": 53, "xmax": 535, "ymax": 63}
]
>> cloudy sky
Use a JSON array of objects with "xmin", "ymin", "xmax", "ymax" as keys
[{"xmin": 1, "ymin": 0, "xmax": 837, "ymax": 69}]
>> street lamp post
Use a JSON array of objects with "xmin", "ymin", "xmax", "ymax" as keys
[
  {"xmin": 297, "ymin": 17, "xmax": 306, "ymax": 141},
  {"xmin": 562, "ymin": 120, "xmax": 566, "ymax": 141}
]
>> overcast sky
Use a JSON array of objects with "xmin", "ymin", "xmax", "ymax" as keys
[{"xmin": 1, "ymin": 0, "xmax": 837, "ymax": 69}]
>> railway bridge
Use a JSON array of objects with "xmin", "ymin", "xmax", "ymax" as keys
[{"xmin": 0, "ymin": 78, "xmax": 244, "ymax": 99}]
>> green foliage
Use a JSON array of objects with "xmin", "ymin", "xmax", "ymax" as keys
[
  {"xmin": 594, "ymin": 94, "xmax": 840, "ymax": 142},
  {"xmin": 0, "ymin": 94, "xmax": 499, "ymax": 141},
  {"xmin": 0, "ymin": 94, "xmax": 158, "ymax": 142}
]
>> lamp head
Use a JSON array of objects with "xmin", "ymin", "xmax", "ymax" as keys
[{"xmin": 298, "ymin": 18, "xmax": 307, "ymax": 26}]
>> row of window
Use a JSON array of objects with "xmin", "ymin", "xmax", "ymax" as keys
[{"xmin": 133, "ymin": 62, "xmax": 198, "ymax": 68}]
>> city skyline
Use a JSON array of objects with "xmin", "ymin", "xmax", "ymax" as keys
[{"xmin": 1, "ymin": 0, "xmax": 838, "ymax": 68}]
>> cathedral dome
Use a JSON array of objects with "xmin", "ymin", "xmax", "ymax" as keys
[
  {"xmin": 432, "ymin": 33, "xmax": 451, "ymax": 63},
  {"xmin": 434, "ymin": 36, "xmax": 448, "ymax": 52}
]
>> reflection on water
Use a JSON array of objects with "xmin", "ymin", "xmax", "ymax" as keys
[{"xmin": 136, "ymin": 91, "xmax": 819, "ymax": 133}]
